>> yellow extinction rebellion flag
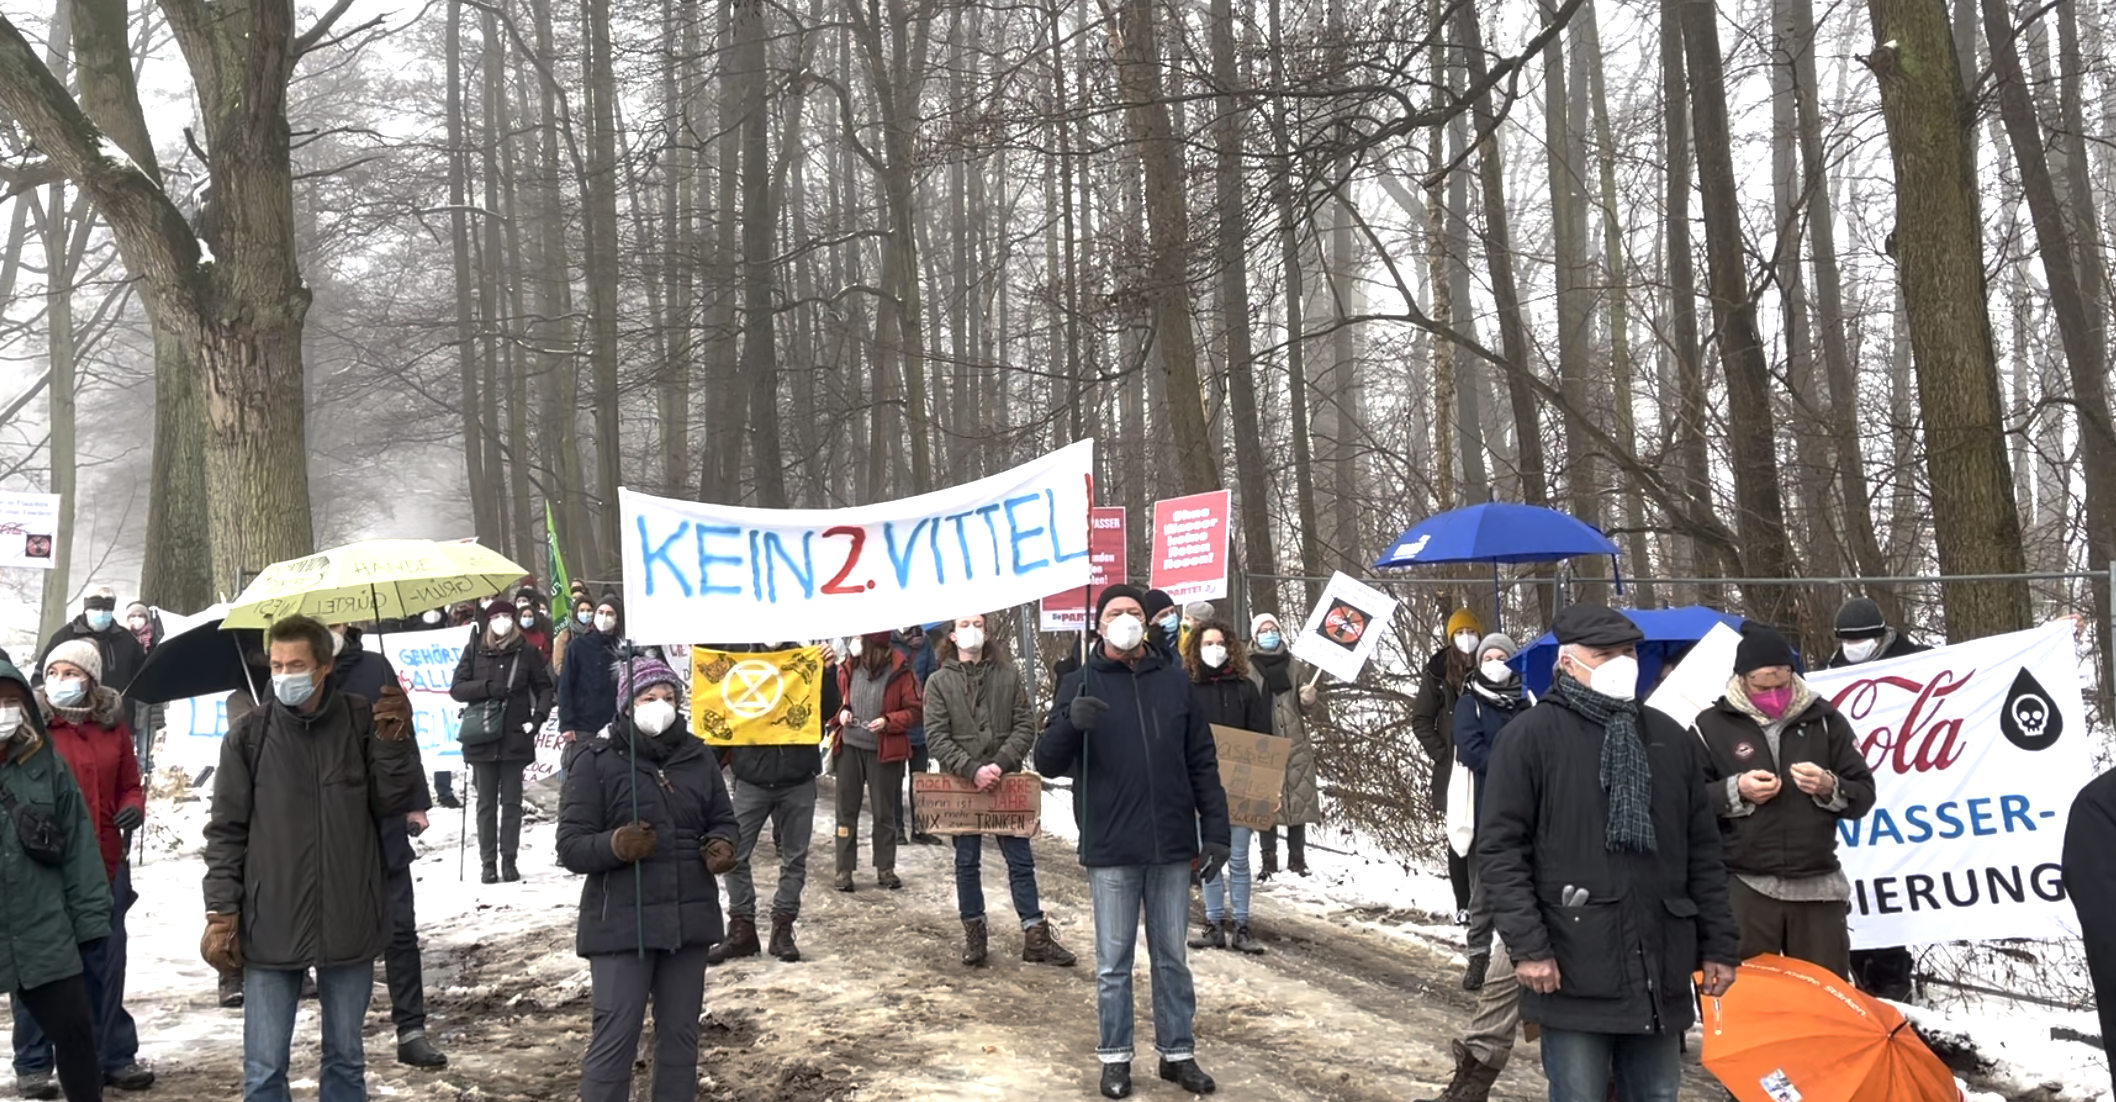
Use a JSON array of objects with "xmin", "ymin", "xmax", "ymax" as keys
[{"xmin": 689, "ymin": 646, "xmax": 826, "ymax": 746}]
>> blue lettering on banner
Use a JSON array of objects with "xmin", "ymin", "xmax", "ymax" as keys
[
  {"xmin": 1048, "ymin": 488, "xmax": 1090, "ymax": 564},
  {"xmin": 884, "ymin": 520, "xmax": 928, "ymax": 588},
  {"xmin": 1839, "ymin": 794, "xmax": 2044, "ymax": 847},
  {"xmin": 696, "ymin": 525, "xmax": 744, "ymax": 596},
  {"xmin": 640, "ymin": 517, "xmax": 693, "ymax": 598},
  {"xmin": 949, "ymin": 513, "xmax": 976, "ymax": 580},
  {"xmin": 763, "ymin": 531, "xmax": 815, "ymax": 602},
  {"xmin": 1004, "ymin": 494, "xmax": 1048, "ymax": 573}
]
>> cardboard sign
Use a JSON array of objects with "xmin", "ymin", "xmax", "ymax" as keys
[
  {"xmin": 1040, "ymin": 507, "xmax": 1128, "ymax": 631},
  {"xmin": 1150, "ymin": 490, "xmax": 1231, "ymax": 603},
  {"xmin": 1289, "ymin": 571, "xmax": 1401, "ymax": 683},
  {"xmin": 1211, "ymin": 724, "xmax": 1292, "ymax": 831},
  {"xmin": 911, "ymin": 772, "xmax": 1043, "ymax": 837}
]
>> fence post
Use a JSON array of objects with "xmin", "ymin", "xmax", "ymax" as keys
[{"xmin": 2106, "ymin": 563, "xmax": 2115, "ymax": 707}]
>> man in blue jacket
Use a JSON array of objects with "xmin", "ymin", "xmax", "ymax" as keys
[{"xmin": 1036, "ymin": 584, "xmax": 1230, "ymax": 1100}]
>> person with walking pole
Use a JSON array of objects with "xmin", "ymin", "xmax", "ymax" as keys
[{"xmin": 557, "ymin": 656, "xmax": 740, "ymax": 1102}]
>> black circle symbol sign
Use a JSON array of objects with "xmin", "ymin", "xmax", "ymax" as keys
[{"xmin": 1998, "ymin": 667, "xmax": 2063, "ymax": 752}]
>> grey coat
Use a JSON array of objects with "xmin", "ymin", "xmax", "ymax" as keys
[
  {"xmin": 924, "ymin": 657, "xmax": 1036, "ymax": 779},
  {"xmin": 1249, "ymin": 655, "xmax": 1321, "ymax": 827}
]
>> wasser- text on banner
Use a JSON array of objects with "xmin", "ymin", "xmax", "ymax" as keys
[{"xmin": 620, "ymin": 440, "xmax": 1095, "ymax": 644}]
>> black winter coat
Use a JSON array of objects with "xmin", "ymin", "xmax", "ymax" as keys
[
  {"xmin": 325, "ymin": 631, "xmax": 432, "ymax": 872},
  {"xmin": 1477, "ymin": 696, "xmax": 1740, "ymax": 1035},
  {"xmin": 557, "ymin": 721, "xmax": 740, "ymax": 956},
  {"xmin": 1411, "ymin": 649, "xmax": 1464, "ymax": 811},
  {"xmin": 450, "ymin": 634, "xmax": 556, "ymax": 764},
  {"xmin": 203, "ymin": 690, "xmax": 423, "ymax": 970},
  {"xmin": 1036, "ymin": 647, "xmax": 1231, "ymax": 868},
  {"xmin": 40, "ymin": 618, "xmax": 147, "ymax": 694},
  {"xmin": 557, "ymin": 630, "xmax": 618, "ymax": 738},
  {"xmin": 1454, "ymin": 679, "xmax": 1530, "ymax": 826},
  {"xmin": 1693, "ymin": 691, "xmax": 1876, "ymax": 879},
  {"xmin": 1190, "ymin": 667, "xmax": 1270, "ymax": 738},
  {"xmin": 2064, "ymin": 770, "xmax": 2116, "ymax": 1099}
]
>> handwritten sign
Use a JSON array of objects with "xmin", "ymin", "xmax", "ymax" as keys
[
  {"xmin": 0, "ymin": 491, "xmax": 59, "ymax": 570},
  {"xmin": 910, "ymin": 772, "xmax": 1043, "ymax": 837},
  {"xmin": 620, "ymin": 441, "xmax": 1094, "ymax": 645},
  {"xmin": 1211, "ymin": 724, "xmax": 1292, "ymax": 832},
  {"xmin": 1040, "ymin": 507, "xmax": 1128, "ymax": 631},
  {"xmin": 1150, "ymin": 491, "xmax": 1230, "ymax": 603}
]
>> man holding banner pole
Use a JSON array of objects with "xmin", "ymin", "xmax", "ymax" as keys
[{"xmin": 924, "ymin": 612, "xmax": 1076, "ymax": 969}]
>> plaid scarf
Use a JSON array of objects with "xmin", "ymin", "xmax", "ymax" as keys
[{"xmin": 1550, "ymin": 671, "xmax": 1657, "ymax": 854}]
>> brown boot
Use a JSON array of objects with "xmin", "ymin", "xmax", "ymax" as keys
[
  {"xmin": 708, "ymin": 916, "xmax": 760, "ymax": 965},
  {"xmin": 1022, "ymin": 918, "xmax": 1078, "ymax": 967},
  {"xmin": 768, "ymin": 915, "xmax": 802, "ymax": 962},
  {"xmin": 962, "ymin": 918, "xmax": 989, "ymax": 966},
  {"xmin": 1424, "ymin": 1039, "xmax": 1501, "ymax": 1102}
]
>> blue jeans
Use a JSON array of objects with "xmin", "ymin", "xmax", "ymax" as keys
[
  {"xmin": 13, "ymin": 861, "xmax": 139, "ymax": 1075},
  {"xmin": 1201, "ymin": 826, "xmax": 1253, "ymax": 923},
  {"xmin": 954, "ymin": 835, "xmax": 1043, "ymax": 927},
  {"xmin": 244, "ymin": 962, "xmax": 373, "ymax": 1102},
  {"xmin": 1539, "ymin": 1028, "xmax": 1681, "ymax": 1102},
  {"xmin": 1086, "ymin": 863, "xmax": 1196, "ymax": 1064}
]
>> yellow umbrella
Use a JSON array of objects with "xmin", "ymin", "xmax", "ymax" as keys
[{"xmin": 222, "ymin": 538, "xmax": 530, "ymax": 629}]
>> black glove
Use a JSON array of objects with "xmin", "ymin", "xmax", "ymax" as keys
[
  {"xmin": 113, "ymin": 806, "xmax": 144, "ymax": 831},
  {"xmin": 1069, "ymin": 695, "xmax": 1108, "ymax": 732},
  {"xmin": 1196, "ymin": 842, "xmax": 1231, "ymax": 885}
]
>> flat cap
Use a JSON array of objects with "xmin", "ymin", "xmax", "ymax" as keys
[{"xmin": 1551, "ymin": 604, "xmax": 1643, "ymax": 648}]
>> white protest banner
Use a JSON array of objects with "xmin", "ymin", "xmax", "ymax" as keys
[
  {"xmin": 1290, "ymin": 571, "xmax": 1400, "ymax": 683},
  {"xmin": 162, "ymin": 693, "xmax": 234, "ymax": 771},
  {"xmin": 1797, "ymin": 624, "xmax": 2091, "ymax": 948},
  {"xmin": 620, "ymin": 440, "xmax": 1094, "ymax": 645},
  {"xmin": 1645, "ymin": 622, "xmax": 1742, "ymax": 726},
  {"xmin": 378, "ymin": 625, "xmax": 477, "ymax": 767},
  {"xmin": 0, "ymin": 492, "xmax": 60, "ymax": 570}
]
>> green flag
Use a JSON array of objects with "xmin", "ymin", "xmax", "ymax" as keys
[{"xmin": 544, "ymin": 502, "xmax": 572, "ymax": 601}]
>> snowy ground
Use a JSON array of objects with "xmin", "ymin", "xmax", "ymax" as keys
[{"xmin": 1, "ymin": 773, "xmax": 2104, "ymax": 1102}]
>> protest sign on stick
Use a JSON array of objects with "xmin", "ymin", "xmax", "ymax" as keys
[
  {"xmin": 1041, "ymin": 507, "xmax": 1127, "ymax": 631},
  {"xmin": 911, "ymin": 772, "xmax": 1043, "ymax": 837},
  {"xmin": 1212, "ymin": 725, "xmax": 1293, "ymax": 831},
  {"xmin": 0, "ymin": 492, "xmax": 60, "ymax": 570},
  {"xmin": 1289, "ymin": 572, "xmax": 1401, "ymax": 683},
  {"xmin": 1149, "ymin": 491, "xmax": 1231, "ymax": 603}
]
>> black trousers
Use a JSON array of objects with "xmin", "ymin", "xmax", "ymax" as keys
[
  {"xmin": 14, "ymin": 974, "xmax": 100, "ymax": 1102},
  {"xmin": 1447, "ymin": 846, "xmax": 1471, "ymax": 912},
  {"xmin": 383, "ymin": 863, "xmax": 427, "ymax": 1038},
  {"xmin": 1259, "ymin": 825, "xmax": 1307, "ymax": 867},
  {"xmin": 472, "ymin": 761, "xmax": 526, "ymax": 869}
]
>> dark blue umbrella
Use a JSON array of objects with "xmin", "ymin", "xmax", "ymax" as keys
[
  {"xmin": 1508, "ymin": 606, "xmax": 1749, "ymax": 697},
  {"xmin": 1375, "ymin": 502, "xmax": 1620, "ymax": 567}
]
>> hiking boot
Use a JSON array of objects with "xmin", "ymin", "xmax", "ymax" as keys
[
  {"xmin": 1463, "ymin": 952, "xmax": 1491, "ymax": 991},
  {"xmin": 1022, "ymin": 919, "xmax": 1077, "ymax": 967},
  {"xmin": 15, "ymin": 1070, "xmax": 57, "ymax": 1101},
  {"xmin": 1099, "ymin": 1062, "xmax": 1133, "ymax": 1099},
  {"xmin": 1186, "ymin": 920, "xmax": 1227, "ymax": 951},
  {"xmin": 217, "ymin": 971, "xmax": 244, "ymax": 1008},
  {"xmin": 104, "ymin": 1062, "xmax": 156, "ymax": 1091},
  {"xmin": 961, "ymin": 918, "xmax": 989, "ymax": 966},
  {"xmin": 1288, "ymin": 856, "xmax": 1309, "ymax": 876},
  {"xmin": 1230, "ymin": 923, "xmax": 1266, "ymax": 955},
  {"xmin": 1259, "ymin": 848, "xmax": 1279, "ymax": 882},
  {"xmin": 768, "ymin": 915, "xmax": 802, "ymax": 962},
  {"xmin": 1158, "ymin": 1058, "xmax": 1217, "ymax": 1095},
  {"xmin": 912, "ymin": 831, "xmax": 945, "ymax": 846},
  {"xmin": 480, "ymin": 863, "xmax": 499, "ymax": 885},
  {"xmin": 500, "ymin": 859, "xmax": 521, "ymax": 883},
  {"xmin": 396, "ymin": 1034, "xmax": 448, "ymax": 1070},
  {"xmin": 1415, "ymin": 1039, "xmax": 1502, "ymax": 1102},
  {"xmin": 834, "ymin": 872, "xmax": 855, "ymax": 892},
  {"xmin": 709, "ymin": 916, "xmax": 760, "ymax": 965},
  {"xmin": 877, "ymin": 869, "xmax": 903, "ymax": 890}
]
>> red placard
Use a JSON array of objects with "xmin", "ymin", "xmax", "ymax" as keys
[
  {"xmin": 1039, "ymin": 507, "xmax": 1127, "ymax": 631},
  {"xmin": 1150, "ymin": 490, "xmax": 1231, "ymax": 603}
]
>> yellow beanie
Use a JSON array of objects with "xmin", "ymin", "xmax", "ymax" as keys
[{"xmin": 1446, "ymin": 609, "xmax": 1483, "ymax": 639}]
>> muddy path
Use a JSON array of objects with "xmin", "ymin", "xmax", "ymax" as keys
[{"xmin": 103, "ymin": 779, "xmax": 1732, "ymax": 1102}]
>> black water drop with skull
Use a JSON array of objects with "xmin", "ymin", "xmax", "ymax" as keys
[{"xmin": 1999, "ymin": 667, "xmax": 2063, "ymax": 752}]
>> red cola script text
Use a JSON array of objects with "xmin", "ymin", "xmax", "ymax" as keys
[{"xmin": 1827, "ymin": 670, "xmax": 1973, "ymax": 775}]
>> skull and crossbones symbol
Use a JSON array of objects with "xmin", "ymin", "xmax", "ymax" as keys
[{"xmin": 2013, "ymin": 694, "xmax": 2050, "ymax": 736}]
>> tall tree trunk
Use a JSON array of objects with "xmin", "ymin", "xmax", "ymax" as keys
[
  {"xmin": 1861, "ymin": 0, "xmax": 2032, "ymax": 639},
  {"xmin": 1547, "ymin": 3, "xmax": 1602, "ymax": 599},
  {"xmin": 1268, "ymin": 0, "xmax": 1321, "ymax": 585},
  {"xmin": 36, "ymin": 182, "xmax": 78, "ymax": 642},
  {"xmin": 1660, "ymin": 0, "xmax": 1716, "ymax": 598},
  {"xmin": 583, "ymin": 0, "xmax": 622, "ymax": 569},
  {"xmin": 735, "ymin": 0, "xmax": 786, "ymax": 506},
  {"xmin": 1680, "ymin": 0, "xmax": 1796, "ymax": 626},
  {"xmin": 447, "ymin": 0, "xmax": 491, "ymax": 547}
]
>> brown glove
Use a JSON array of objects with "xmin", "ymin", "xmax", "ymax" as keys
[
  {"xmin": 372, "ymin": 684, "xmax": 413, "ymax": 743},
  {"xmin": 201, "ymin": 912, "xmax": 244, "ymax": 973},
  {"xmin": 702, "ymin": 837, "xmax": 737, "ymax": 875},
  {"xmin": 611, "ymin": 821, "xmax": 657, "ymax": 863}
]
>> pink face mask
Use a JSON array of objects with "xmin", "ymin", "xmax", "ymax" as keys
[{"xmin": 1752, "ymin": 685, "xmax": 1794, "ymax": 719}]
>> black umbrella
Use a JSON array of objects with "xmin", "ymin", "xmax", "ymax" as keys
[{"xmin": 124, "ymin": 616, "xmax": 265, "ymax": 707}]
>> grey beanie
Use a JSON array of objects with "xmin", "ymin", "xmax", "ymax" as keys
[{"xmin": 1476, "ymin": 632, "xmax": 1519, "ymax": 659}]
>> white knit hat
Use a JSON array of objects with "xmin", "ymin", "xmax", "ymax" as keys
[
  {"xmin": 1251, "ymin": 613, "xmax": 1283, "ymax": 638},
  {"xmin": 44, "ymin": 639, "xmax": 103, "ymax": 685}
]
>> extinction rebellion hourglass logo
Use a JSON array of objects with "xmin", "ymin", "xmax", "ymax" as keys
[{"xmin": 1999, "ymin": 668, "xmax": 2063, "ymax": 751}]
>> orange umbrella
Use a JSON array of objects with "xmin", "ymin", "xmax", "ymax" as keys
[{"xmin": 1699, "ymin": 954, "xmax": 1961, "ymax": 1102}]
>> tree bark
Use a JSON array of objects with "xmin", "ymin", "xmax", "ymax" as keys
[
  {"xmin": 583, "ymin": 0, "xmax": 622, "ymax": 568},
  {"xmin": 1212, "ymin": 0, "xmax": 1274, "ymax": 614}
]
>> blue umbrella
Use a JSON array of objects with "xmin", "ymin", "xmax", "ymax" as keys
[
  {"xmin": 1508, "ymin": 606, "xmax": 1749, "ymax": 697},
  {"xmin": 1375, "ymin": 502, "xmax": 1620, "ymax": 567}
]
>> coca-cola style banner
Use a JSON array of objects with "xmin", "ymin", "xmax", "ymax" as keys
[{"xmin": 1805, "ymin": 623, "xmax": 2091, "ymax": 949}]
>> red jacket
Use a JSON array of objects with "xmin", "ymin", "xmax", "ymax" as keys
[
  {"xmin": 38, "ymin": 685, "xmax": 143, "ymax": 879},
  {"xmin": 832, "ymin": 655, "xmax": 922, "ymax": 764}
]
